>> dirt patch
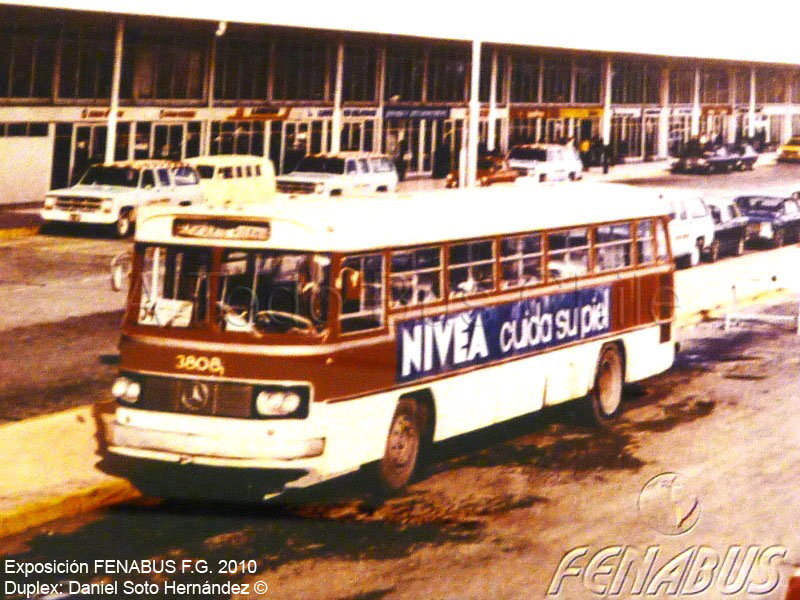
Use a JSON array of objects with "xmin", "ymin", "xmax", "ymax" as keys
[{"xmin": 629, "ymin": 398, "xmax": 716, "ymax": 433}]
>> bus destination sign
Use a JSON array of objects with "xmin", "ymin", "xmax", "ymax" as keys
[{"xmin": 173, "ymin": 219, "xmax": 271, "ymax": 242}]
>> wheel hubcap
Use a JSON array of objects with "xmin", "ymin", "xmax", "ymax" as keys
[
  {"xmin": 387, "ymin": 415, "xmax": 417, "ymax": 469},
  {"xmin": 597, "ymin": 355, "xmax": 622, "ymax": 415}
]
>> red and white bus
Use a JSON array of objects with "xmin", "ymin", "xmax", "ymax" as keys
[{"xmin": 106, "ymin": 183, "xmax": 676, "ymax": 497}]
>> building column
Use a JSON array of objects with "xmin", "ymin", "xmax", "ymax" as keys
[
  {"xmin": 690, "ymin": 66, "xmax": 701, "ymax": 137},
  {"xmin": 330, "ymin": 40, "xmax": 345, "ymax": 154},
  {"xmin": 601, "ymin": 56, "xmax": 612, "ymax": 145},
  {"xmin": 783, "ymin": 72, "xmax": 793, "ymax": 144},
  {"xmin": 658, "ymin": 66, "xmax": 670, "ymax": 158},
  {"xmin": 104, "ymin": 18, "xmax": 124, "ymax": 164},
  {"xmin": 748, "ymin": 67, "xmax": 756, "ymax": 138},
  {"xmin": 375, "ymin": 47, "xmax": 386, "ymax": 153},
  {"xmin": 726, "ymin": 67, "xmax": 738, "ymax": 143},
  {"xmin": 466, "ymin": 39, "xmax": 481, "ymax": 187},
  {"xmin": 487, "ymin": 48, "xmax": 498, "ymax": 152},
  {"xmin": 500, "ymin": 53, "xmax": 511, "ymax": 153}
]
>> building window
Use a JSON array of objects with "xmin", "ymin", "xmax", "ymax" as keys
[
  {"xmin": 479, "ymin": 52, "xmax": 504, "ymax": 103},
  {"xmin": 0, "ymin": 26, "xmax": 56, "ymax": 99},
  {"xmin": 669, "ymin": 69, "xmax": 694, "ymax": 104},
  {"xmin": 541, "ymin": 57, "xmax": 570, "ymax": 103},
  {"xmin": 701, "ymin": 69, "xmax": 729, "ymax": 105},
  {"xmin": 210, "ymin": 121, "xmax": 265, "ymax": 156},
  {"xmin": 132, "ymin": 33, "xmax": 205, "ymax": 100},
  {"xmin": 574, "ymin": 58, "xmax": 601, "ymax": 103},
  {"xmin": 756, "ymin": 69, "xmax": 784, "ymax": 104},
  {"xmin": 612, "ymin": 61, "xmax": 643, "ymax": 104},
  {"xmin": 214, "ymin": 37, "xmax": 269, "ymax": 101},
  {"xmin": 644, "ymin": 64, "xmax": 661, "ymax": 104},
  {"xmin": 343, "ymin": 45, "xmax": 376, "ymax": 102},
  {"xmin": 273, "ymin": 39, "xmax": 327, "ymax": 101},
  {"xmin": 791, "ymin": 74, "xmax": 800, "ymax": 105},
  {"xmin": 427, "ymin": 46, "xmax": 469, "ymax": 103},
  {"xmin": 510, "ymin": 52, "xmax": 539, "ymax": 103},
  {"xmin": 384, "ymin": 45, "xmax": 423, "ymax": 102}
]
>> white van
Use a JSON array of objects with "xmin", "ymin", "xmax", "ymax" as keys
[
  {"xmin": 659, "ymin": 191, "xmax": 715, "ymax": 268},
  {"xmin": 185, "ymin": 155, "xmax": 276, "ymax": 207},
  {"xmin": 507, "ymin": 144, "xmax": 584, "ymax": 182}
]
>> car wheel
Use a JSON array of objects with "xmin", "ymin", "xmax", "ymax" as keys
[
  {"xmin": 378, "ymin": 398, "xmax": 424, "ymax": 495},
  {"xmin": 774, "ymin": 229, "xmax": 785, "ymax": 247},
  {"xmin": 539, "ymin": 173, "xmax": 547, "ymax": 183},
  {"xmin": 568, "ymin": 172, "xmax": 577, "ymax": 181},
  {"xmin": 705, "ymin": 240, "xmax": 720, "ymax": 263},
  {"xmin": 114, "ymin": 209, "xmax": 134, "ymax": 238},
  {"xmin": 585, "ymin": 344, "xmax": 625, "ymax": 428}
]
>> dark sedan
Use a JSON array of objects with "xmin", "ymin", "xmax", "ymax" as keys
[
  {"xmin": 705, "ymin": 199, "xmax": 749, "ymax": 260},
  {"xmin": 734, "ymin": 195, "xmax": 800, "ymax": 247},
  {"xmin": 672, "ymin": 142, "xmax": 757, "ymax": 174}
]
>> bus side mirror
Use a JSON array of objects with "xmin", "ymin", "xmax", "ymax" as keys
[
  {"xmin": 336, "ymin": 267, "xmax": 363, "ymax": 302},
  {"xmin": 110, "ymin": 250, "xmax": 132, "ymax": 292}
]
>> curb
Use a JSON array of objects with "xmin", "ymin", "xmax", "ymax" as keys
[
  {"xmin": 0, "ymin": 225, "xmax": 39, "ymax": 241},
  {"xmin": 0, "ymin": 480, "xmax": 139, "ymax": 539}
]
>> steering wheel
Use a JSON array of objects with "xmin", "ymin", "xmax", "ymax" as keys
[{"xmin": 255, "ymin": 310, "xmax": 314, "ymax": 331}]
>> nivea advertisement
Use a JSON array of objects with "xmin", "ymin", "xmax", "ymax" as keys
[{"xmin": 396, "ymin": 285, "xmax": 611, "ymax": 383}]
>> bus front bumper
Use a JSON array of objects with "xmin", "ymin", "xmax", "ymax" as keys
[{"xmin": 106, "ymin": 410, "xmax": 326, "ymax": 469}]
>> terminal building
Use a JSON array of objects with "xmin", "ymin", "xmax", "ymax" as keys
[{"xmin": 2, "ymin": 2, "xmax": 800, "ymax": 204}]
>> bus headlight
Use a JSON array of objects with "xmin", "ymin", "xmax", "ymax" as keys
[
  {"xmin": 44, "ymin": 196, "xmax": 56, "ymax": 209},
  {"xmin": 113, "ymin": 376, "xmax": 141, "ymax": 404},
  {"xmin": 253, "ymin": 386, "xmax": 309, "ymax": 418}
]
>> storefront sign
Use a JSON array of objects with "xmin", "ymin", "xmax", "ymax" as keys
[
  {"xmin": 173, "ymin": 219, "xmax": 271, "ymax": 242},
  {"xmin": 613, "ymin": 107, "xmax": 642, "ymax": 117},
  {"xmin": 160, "ymin": 109, "xmax": 197, "ymax": 119},
  {"xmin": 80, "ymin": 109, "xmax": 123, "ymax": 119},
  {"xmin": 509, "ymin": 107, "xmax": 546, "ymax": 119},
  {"xmin": 384, "ymin": 106, "xmax": 451, "ymax": 120},
  {"xmin": 559, "ymin": 108, "xmax": 604, "ymax": 119},
  {"xmin": 701, "ymin": 105, "xmax": 733, "ymax": 116},
  {"xmin": 227, "ymin": 107, "xmax": 289, "ymax": 121},
  {"xmin": 396, "ymin": 285, "xmax": 611, "ymax": 383}
]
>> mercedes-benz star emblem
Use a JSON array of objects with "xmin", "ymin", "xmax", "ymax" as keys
[{"xmin": 180, "ymin": 381, "xmax": 210, "ymax": 412}]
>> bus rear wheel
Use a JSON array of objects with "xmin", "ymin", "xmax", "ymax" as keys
[
  {"xmin": 378, "ymin": 398, "xmax": 423, "ymax": 494},
  {"xmin": 587, "ymin": 344, "xmax": 625, "ymax": 427}
]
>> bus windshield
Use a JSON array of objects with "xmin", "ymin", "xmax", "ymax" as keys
[
  {"xmin": 135, "ymin": 245, "xmax": 330, "ymax": 334},
  {"xmin": 217, "ymin": 250, "xmax": 330, "ymax": 334},
  {"xmin": 79, "ymin": 165, "xmax": 140, "ymax": 187}
]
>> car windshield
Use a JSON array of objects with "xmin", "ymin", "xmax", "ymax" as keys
[
  {"xmin": 79, "ymin": 165, "xmax": 139, "ymax": 187},
  {"xmin": 508, "ymin": 147, "xmax": 547, "ymax": 161},
  {"xmin": 217, "ymin": 250, "xmax": 331, "ymax": 334},
  {"xmin": 195, "ymin": 165, "xmax": 215, "ymax": 179},
  {"xmin": 292, "ymin": 157, "xmax": 345, "ymax": 174}
]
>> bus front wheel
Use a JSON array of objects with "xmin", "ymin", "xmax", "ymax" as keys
[
  {"xmin": 587, "ymin": 344, "xmax": 625, "ymax": 427},
  {"xmin": 378, "ymin": 398, "xmax": 423, "ymax": 494}
]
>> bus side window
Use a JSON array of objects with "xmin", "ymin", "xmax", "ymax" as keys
[
  {"xmin": 221, "ymin": 167, "xmax": 233, "ymax": 179},
  {"xmin": 547, "ymin": 228, "xmax": 589, "ymax": 280},
  {"xmin": 449, "ymin": 239, "xmax": 495, "ymax": 296},
  {"xmin": 594, "ymin": 222, "xmax": 632, "ymax": 272},
  {"xmin": 655, "ymin": 219, "xmax": 670, "ymax": 262},
  {"xmin": 500, "ymin": 233, "xmax": 542, "ymax": 289},
  {"xmin": 340, "ymin": 254, "xmax": 385, "ymax": 333},
  {"xmin": 236, "ymin": 166, "xmax": 243, "ymax": 178},
  {"xmin": 637, "ymin": 219, "xmax": 655, "ymax": 264},
  {"xmin": 390, "ymin": 246, "xmax": 442, "ymax": 308}
]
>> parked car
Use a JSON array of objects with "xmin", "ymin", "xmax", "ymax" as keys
[
  {"xmin": 727, "ymin": 143, "xmax": 758, "ymax": 171},
  {"xmin": 445, "ymin": 154, "xmax": 519, "ymax": 188},
  {"xmin": 661, "ymin": 192, "xmax": 715, "ymax": 267},
  {"xmin": 704, "ymin": 198, "xmax": 749, "ymax": 260},
  {"xmin": 506, "ymin": 144, "xmax": 583, "ymax": 182},
  {"xmin": 777, "ymin": 136, "xmax": 800, "ymax": 162},
  {"xmin": 185, "ymin": 155, "xmax": 276, "ymax": 207},
  {"xmin": 276, "ymin": 153, "xmax": 398, "ymax": 196},
  {"xmin": 672, "ymin": 140, "xmax": 757, "ymax": 174},
  {"xmin": 41, "ymin": 160, "xmax": 203, "ymax": 237},
  {"xmin": 734, "ymin": 195, "xmax": 800, "ymax": 247}
]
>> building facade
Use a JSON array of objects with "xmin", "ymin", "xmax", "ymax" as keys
[{"xmin": 2, "ymin": 4, "xmax": 800, "ymax": 204}]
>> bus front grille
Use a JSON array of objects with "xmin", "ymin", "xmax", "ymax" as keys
[{"xmin": 136, "ymin": 375, "xmax": 253, "ymax": 418}]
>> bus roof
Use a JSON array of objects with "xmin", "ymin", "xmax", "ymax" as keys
[{"xmin": 136, "ymin": 183, "xmax": 670, "ymax": 252}]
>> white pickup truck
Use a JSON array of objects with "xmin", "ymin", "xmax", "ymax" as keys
[
  {"xmin": 276, "ymin": 153, "xmax": 398, "ymax": 196},
  {"xmin": 41, "ymin": 160, "xmax": 203, "ymax": 237}
]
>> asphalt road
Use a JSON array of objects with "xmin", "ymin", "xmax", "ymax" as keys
[{"xmin": 3, "ymin": 164, "xmax": 800, "ymax": 599}]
